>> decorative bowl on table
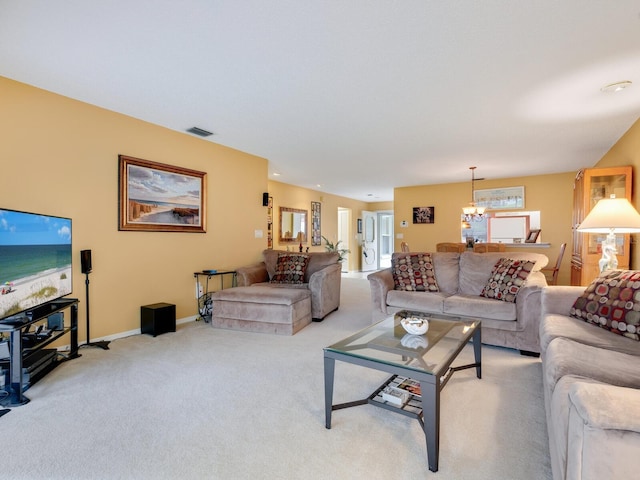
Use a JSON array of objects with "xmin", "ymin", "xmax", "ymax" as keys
[
  {"xmin": 400, "ymin": 315, "xmax": 429, "ymax": 335},
  {"xmin": 400, "ymin": 333, "xmax": 429, "ymax": 349}
]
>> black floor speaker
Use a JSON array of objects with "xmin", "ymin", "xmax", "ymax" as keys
[{"xmin": 80, "ymin": 249, "xmax": 92, "ymax": 274}]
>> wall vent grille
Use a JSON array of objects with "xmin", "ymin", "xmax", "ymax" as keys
[{"xmin": 186, "ymin": 127, "xmax": 213, "ymax": 137}]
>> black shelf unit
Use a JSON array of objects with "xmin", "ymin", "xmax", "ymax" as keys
[{"xmin": 0, "ymin": 298, "xmax": 80, "ymax": 406}]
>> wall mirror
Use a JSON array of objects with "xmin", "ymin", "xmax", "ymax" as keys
[{"xmin": 279, "ymin": 207, "xmax": 308, "ymax": 243}]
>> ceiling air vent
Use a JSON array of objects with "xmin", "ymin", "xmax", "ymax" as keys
[{"xmin": 186, "ymin": 127, "xmax": 214, "ymax": 137}]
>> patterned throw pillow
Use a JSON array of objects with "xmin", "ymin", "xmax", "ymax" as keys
[
  {"xmin": 270, "ymin": 253, "xmax": 310, "ymax": 284},
  {"xmin": 480, "ymin": 258, "xmax": 535, "ymax": 302},
  {"xmin": 391, "ymin": 253, "xmax": 439, "ymax": 292},
  {"xmin": 570, "ymin": 270, "xmax": 640, "ymax": 341}
]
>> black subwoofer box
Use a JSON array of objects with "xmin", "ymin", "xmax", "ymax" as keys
[{"xmin": 141, "ymin": 303, "xmax": 176, "ymax": 337}]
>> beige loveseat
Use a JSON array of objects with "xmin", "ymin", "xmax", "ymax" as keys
[
  {"xmin": 233, "ymin": 249, "xmax": 342, "ymax": 321},
  {"xmin": 540, "ymin": 278, "xmax": 640, "ymax": 480},
  {"xmin": 368, "ymin": 251, "xmax": 549, "ymax": 354}
]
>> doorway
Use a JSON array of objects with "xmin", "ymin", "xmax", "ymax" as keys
[
  {"xmin": 337, "ymin": 208, "xmax": 350, "ymax": 273},
  {"xmin": 361, "ymin": 211, "xmax": 377, "ymax": 271},
  {"xmin": 378, "ymin": 211, "xmax": 394, "ymax": 269}
]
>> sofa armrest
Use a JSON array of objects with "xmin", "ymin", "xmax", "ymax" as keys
[
  {"xmin": 367, "ymin": 268, "xmax": 393, "ymax": 319},
  {"xmin": 308, "ymin": 263, "xmax": 341, "ymax": 319},
  {"xmin": 571, "ymin": 382, "xmax": 640, "ymax": 432},
  {"xmin": 566, "ymin": 382, "xmax": 640, "ymax": 479},
  {"xmin": 235, "ymin": 262, "xmax": 268, "ymax": 286},
  {"xmin": 541, "ymin": 285, "xmax": 585, "ymax": 317},
  {"xmin": 512, "ymin": 272, "xmax": 547, "ymax": 352}
]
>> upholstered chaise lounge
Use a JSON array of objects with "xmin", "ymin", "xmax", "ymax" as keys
[{"xmin": 210, "ymin": 250, "xmax": 341, "ymax": 334}]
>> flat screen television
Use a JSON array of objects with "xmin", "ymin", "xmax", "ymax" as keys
[{"xmin": 0, "ymin": 208, "xmax": 72, "ymax": 321}]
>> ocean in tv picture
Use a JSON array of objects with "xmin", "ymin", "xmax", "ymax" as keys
[{"xmin": 0, "ymin": 244, "xmax": 72, "ymax": 284}]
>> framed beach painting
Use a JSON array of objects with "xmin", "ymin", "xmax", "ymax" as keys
[{"xmin": 118, "ymin": 155, "xmax": 207, "ymax": 232}]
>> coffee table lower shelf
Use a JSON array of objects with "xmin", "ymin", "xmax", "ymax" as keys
[{"xmin": 330, "ymin": 362, "xmax": 479, "ymax": 431}]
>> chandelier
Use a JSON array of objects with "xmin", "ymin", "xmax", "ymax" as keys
[{"xmin": 462, "ymin": 166, "xmax": 486, "ymax": 226}]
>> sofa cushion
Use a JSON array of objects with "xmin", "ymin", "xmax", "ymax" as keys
[
  {"xmin": 263, "ymin": 249, "xmax": 338, "ymax": 283},
  {"xmin": 391, "ymin": 253, "xmax": 439, "ymax": 292},
  {"xmin": 306, "ymin": 251, "xmax": 340, "ymax": 279},
  {"xmin": 480, "ymin": 258, "xmax": 535, "ymax": 303},
  {"xmin": 540, "ymin": 314, "xmax": 640, "ymax": 357},
  {"xmin": 263, "ymin": 249, "xmax": 281, "ymax": 279},
  {"xmin": 386, "ymin": 290, "xmax": 448, "ymax": 312},
  {"xmin": 270, "ymin": 253, "xmax": 309, "ymax": 284},
  {"xmin": 570, "ymin": 270, "xmax": 640, "ymax": 342},
  {"xmin": 431, "ymin": 252, "xmax": 461, "ymax": 294},
  {"xmin": 444, "ymin": 294, "xmax": 517, "ymax": 320},
  {"xmin": 458, "ymin": 251, "xmax": 547, "ymax": 296}
]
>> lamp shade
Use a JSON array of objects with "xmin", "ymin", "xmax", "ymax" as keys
[{"xmin": 578, "ymin": 197, "xmax": 640, "ymax": 233}]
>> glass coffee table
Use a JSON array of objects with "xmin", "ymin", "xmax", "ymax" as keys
[{"xmin": 324, "ymin": 310, "xmax": 481, "ymax": 472}]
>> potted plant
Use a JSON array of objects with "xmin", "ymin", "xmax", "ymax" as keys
[{"xmin": 322, "ymin": 236, "xmax": 350, "ymax": 263}]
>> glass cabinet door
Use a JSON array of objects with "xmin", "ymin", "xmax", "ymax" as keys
[
  {"xmin": 573, "ymin": 166, "xmax": 632, "ymax": 285},
  {"xmin": 584, "ymin": 169, "xmax": 630, "ymax": 256}
]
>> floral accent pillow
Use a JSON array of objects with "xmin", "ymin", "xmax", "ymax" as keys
[
  {"xmin": 270, "ymin": 253, "xmax": 310, "ymax": 284},
  {"xmin": 480, "ymin": 258, "xmax": 535, "ymax": 302},
  {"xmin": 391, "ymin": 253, "xmax": 439, "ymax": 292},
  {"xmin": 570, "ymin": 270, "xmax": 640, "ymax": 341}
]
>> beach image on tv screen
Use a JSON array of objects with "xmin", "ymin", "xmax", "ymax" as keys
[{"xmin": 0, "ymin": 209, "xmax": 72, "ymax": 320}]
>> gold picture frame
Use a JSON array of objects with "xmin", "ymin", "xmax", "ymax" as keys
[{"xmin": 118, "ymin": 155, "xmax": 207, "ymax": 233}]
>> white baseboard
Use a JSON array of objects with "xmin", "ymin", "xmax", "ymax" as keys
[{"xmin": 56, "ymin": 315, "xmax": 198, "ymax": 352}]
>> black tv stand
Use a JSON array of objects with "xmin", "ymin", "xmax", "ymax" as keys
[{"xmin": 0, "ymin": 298, "xmax": 80, "ymax": 407}]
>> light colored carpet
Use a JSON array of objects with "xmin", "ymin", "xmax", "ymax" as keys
[{"xmin": 1, "ymin": 277, "xmax": 551, "ymax": 479}]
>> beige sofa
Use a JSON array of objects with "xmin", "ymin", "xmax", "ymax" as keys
[
  {"xmin": 368, "ymin": 251, "xmax": 549, "ymax": 354},
  {"xmin": 540, "ymin": 284, "xmax": 640, "ymax": 480},
  {"xmin": 233, "ymin": 249, "xmax": 342, "ymax": 321}
]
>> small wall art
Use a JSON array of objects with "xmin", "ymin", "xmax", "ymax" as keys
[
  {"xmin": 413, "ymin": 206, "xmax": 435, "ymax": 224},
  {"xmin": 311, "ymin": 201, "xmax": 321, "ymax": 246}
]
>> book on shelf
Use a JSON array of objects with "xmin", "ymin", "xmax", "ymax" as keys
[
  {"xmin": 381, "ymin": 386, "xmax": 410, "ymax": 407},
  {"xmin": 395, "ymin": 377, "xmax": 421, "ymax": 397}
]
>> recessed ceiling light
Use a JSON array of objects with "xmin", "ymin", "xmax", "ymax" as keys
[
  {"xmin": 600, "ymin": 81, "xmax": 632, "ymax": 93},
  {"xmin": 273, "ymin": 172, "xmax": 281, "ymax": 176}
]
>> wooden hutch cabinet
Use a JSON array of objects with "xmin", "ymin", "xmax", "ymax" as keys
[{"xmin": 571, "ymin": 166, "xmax": 633, "ymax": 286}]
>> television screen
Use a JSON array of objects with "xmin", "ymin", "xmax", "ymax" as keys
[{"xmin": 0, "ymin": 208, "xmax": 72, "ymax": 321}]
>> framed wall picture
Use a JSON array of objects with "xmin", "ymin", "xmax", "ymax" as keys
[
  {"xmin": 474, "ymin": 186, "xmax": 525, "ymax": 210},
  {"xmin": 118, "ymin": 155, "xmax": 207, "ymax": 232},
  {"xmin": 267, "ymin": 196, "xmax": 273, "ymax": 249},
  {"xmin": 311, "ymin": 201, "xmax": 321, "ymax": 246},
  {"xmin": 412, "ymin": 206, "xmax": 435, "ymax": 224},
  {"xmin": 525, "ymin": 229, "xmax": 541, "ymax": 243}
]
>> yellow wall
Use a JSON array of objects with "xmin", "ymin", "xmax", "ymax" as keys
[
  {"xmin": 0, "ymin": 77, "xmax": 268, "ymax": 340},
  {"xmin": 267, "ymin": 180, "xmax": 369, "ymax": 272},
  {"xmin": 5, "ymin": 73, "xmax": 637, "ymax": 341},
  {"xmin": 594, "ymin": 118, "xmax": 640, "ymax": 268},
  {"xmin": 394, "ymin": 172, "xmax": 576, "ymax": 285}
]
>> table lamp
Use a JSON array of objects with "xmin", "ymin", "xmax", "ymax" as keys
[{"xmin": 577, "ymin": 195, "xmax": 640, "ymax": 272}]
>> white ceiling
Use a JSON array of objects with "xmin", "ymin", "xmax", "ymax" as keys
[{"xmin": 1, "ymin": 1, "xmax": 639, "ymax": 202}]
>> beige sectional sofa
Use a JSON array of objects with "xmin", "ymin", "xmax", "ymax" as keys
[
  {"xmin": 540, "ymin": 282, "xmax": 640, "ymax": 480},
  {"xmin": 368, "ymin": 251, "xmax": 549, "ymax": 354}
]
